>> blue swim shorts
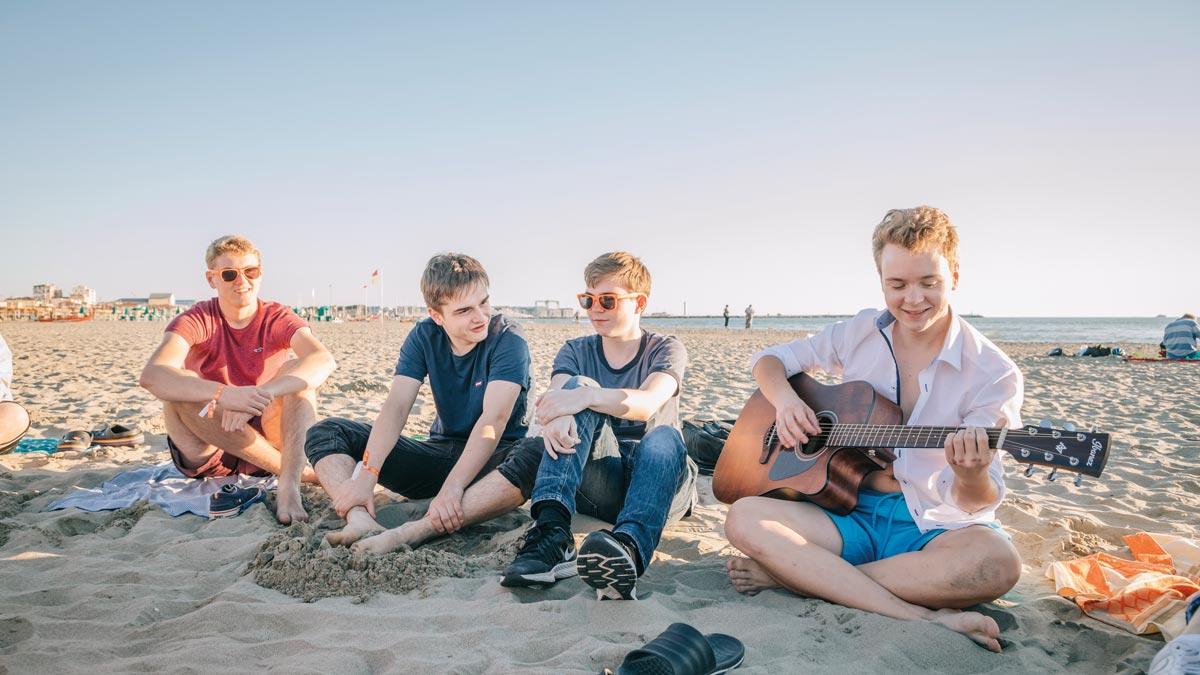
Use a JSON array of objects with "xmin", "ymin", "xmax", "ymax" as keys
[{"xmin": 827, "ymin": 489, "xmax": 1003, "ymax": 566}]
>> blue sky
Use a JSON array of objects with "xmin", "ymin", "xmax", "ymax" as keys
[{"xmin": 2, "ymin": 2, "xmax": 1196, "ymax": 316}]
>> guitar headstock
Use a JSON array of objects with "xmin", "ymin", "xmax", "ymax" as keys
[{"xmin": 1001, "ymin": 421, "xmax": 1110, "ymax": 480}]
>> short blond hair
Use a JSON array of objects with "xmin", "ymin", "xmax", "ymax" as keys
[
  {"xmin": 421, "ymin": 253, "xmax": 489, "ymax": 309},
  {"xmin": 871, "ymin": 207, "xmax": 959, "ymax": 275},
  {"xmin": 205, "ymin": 235, "xmax": 260, "ymax": 269},
  {"xmin": 584, "ymin": 251, "xmax": 651, "ymax": 295}
]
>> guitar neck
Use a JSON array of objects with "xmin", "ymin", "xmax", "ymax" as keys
[{"xmin": 825, "ymin": 424, "xmax": 1005, "ymax": 449}]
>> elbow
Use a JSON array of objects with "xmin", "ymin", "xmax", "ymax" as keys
[{"xmin": 138, "ymin": 368, "xmax": 157, "ymax": 394}]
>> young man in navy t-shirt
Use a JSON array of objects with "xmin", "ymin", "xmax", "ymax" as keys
[
  {"xmin": 305, "ymin": 253, "xmax": 543, "ymax": 553},
  {"xmin": 501, "ymin": 251, "xmax": 698, "ymax": 600}
]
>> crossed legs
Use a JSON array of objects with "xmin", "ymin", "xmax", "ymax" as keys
[
  {"xmin": 162, "ymin": 364, "xmax": 319, "ymax": 524},
  {"xmin": 724, "ymin": 496, "xmax": 1021, "ymax": 652}
]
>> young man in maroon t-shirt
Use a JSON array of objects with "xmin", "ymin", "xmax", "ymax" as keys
[{"xmin": 140, "ymin": 235, "xmax": 337, "ymax": 524}]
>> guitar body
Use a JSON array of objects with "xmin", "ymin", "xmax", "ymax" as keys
[{"xmin": 713, "ymin": 374, "xmax": 902, "ymax": 515}]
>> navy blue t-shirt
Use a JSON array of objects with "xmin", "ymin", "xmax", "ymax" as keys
[{"xmin": 394, "ymin": 314, "xmax": 530, "ymax": 442}]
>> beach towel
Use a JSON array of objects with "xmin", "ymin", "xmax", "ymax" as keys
[
  {"xmin": 46, "ymin": 461, "xmax": 275, "ymax": 518},
  {"xmin": 1047, "ymin": 532, "xmax": 1200, "ymax": 640}
]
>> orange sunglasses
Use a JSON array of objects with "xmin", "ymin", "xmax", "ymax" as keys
[
  {"xmin": 577, "ymin": 292, "xmax": 643, "ymax": 310},
  {"xmin": 211, "ymin": 266, "xmax": 263, "ymax": 283}
]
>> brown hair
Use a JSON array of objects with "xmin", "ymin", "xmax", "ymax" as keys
[
  {"xmin": 584, "ymin": 251, "xmax": 652, "ymax": 295},
  {"xmin": 871, "ymin": 207, "xmax": 960, "ymax": 275},
  {"xmin": 205, "ymin": 235, "xmax": 260, "ymax": 269},
  {"xmin": 421, "ymin": 253, "xmax": 489, "ymax": 309}
]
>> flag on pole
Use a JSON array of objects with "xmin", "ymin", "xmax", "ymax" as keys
[{"xmin": 371, "ymin": 269, "xmax": 380, "ymax": 285}]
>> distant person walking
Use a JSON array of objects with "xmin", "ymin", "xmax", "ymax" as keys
[
  {"xmin": 744, "ymin": 304, "xmax": 755, "ymax": 329},
  {"xmin": 1163, "ymin": 313, "xmax": 1200, "ymax": 360},
  {"xmin": 723, "ymin": 304, "xmax": 730, "ymax": 328}
]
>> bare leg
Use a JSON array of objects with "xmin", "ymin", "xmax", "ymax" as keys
[
  {"xmin": 726, "ymin": 556, "xmax": 787, "ymax": 595},
  {"xmin": 352, "ymin": 471, "xmax": 526, "ymax": 554},
  {"xmin": 261, "ymin": 375, "xmax": 318, "ymax": 524},
  {"xmin": 725, "ymin": 496, "xmax": 1012, "ymax": 653},
  {"xmin": 312, "ymin": 453, "xmax": 385, "ymax": 547},
  {"xmin": 0, "ymin": 401, "xmax": 31, "ymax": 448}
]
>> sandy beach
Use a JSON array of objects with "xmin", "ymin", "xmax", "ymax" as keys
[{"xmin": 0, "ymin": 319, "xmax": 1193, "ymax": 674}]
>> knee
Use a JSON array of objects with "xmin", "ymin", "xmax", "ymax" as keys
[
  {"xmin": 961, "ymin": 535, "xmax": 1022, "ymax": 600},
  {"xmin": 562, "ymin": 375, "xmax": 600, "ymax": 391},
  {"xmin": 724, "ymin": 498, "xmax": 768, "ymax": 553},
  {"xmin": 638, "ymin": 427, "xmax": 687, "ymax": 463},
  {"xmin": 304, "ymin": 418, "xmax": 347, "ymax": 462},
  {"xmin": 0, "ymin": 401, "xmax": 29, "ymax": 437}
]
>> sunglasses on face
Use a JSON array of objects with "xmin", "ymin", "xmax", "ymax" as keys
[
  {"xmin": 577, "ymin": 292, "xmax": 643, "ymax": 310},
  {"xmin": 212, "ymin": 266, "xmax": 263, "ymax": 283}
]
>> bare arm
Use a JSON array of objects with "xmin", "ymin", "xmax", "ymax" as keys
[
  {"xmin": 330, "ymin": 375, "xmax": 421, "ymax": 518},
  {"xmin": 139, "ymin": 333, "xmax": 272, "ymax": 416},
  {"xmin": 260, "ymin": 328, "xmax": 337, "ymax": 398},
  {"xmin": 139, "ymin": 333, "xmax": 225, "ymax": 403},
  {"xmin": 426, "ymin": 379, "xmax": 523, "ymax": 533},
  {"xmin": 753, "ymin": 355, "xmax": 820, "ymax": 447},
  {"xmin": 534, "ymin": 371, "xmax": 679, "ymax": 425}
]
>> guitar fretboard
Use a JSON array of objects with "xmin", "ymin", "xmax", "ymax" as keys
[{"xmin": 821, "ymin": 424, "xmax": 1004, "ymax": 449}]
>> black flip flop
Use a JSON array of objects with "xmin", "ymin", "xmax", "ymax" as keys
[
  {"xmin": 615, "ymin": 623, "xmax": 744, "ymax": 674},
  {"xmin": 91, "ymin": 424, "xmax": 144, "ymax": 447},
  {"xmin": 57, "ymin": 430, "xmax": 93, "ymax": 451}
]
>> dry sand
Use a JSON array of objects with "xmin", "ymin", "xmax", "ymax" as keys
[{"xmin": 0, "ymin": 319, "xmax": 1194, "ymax": 674}]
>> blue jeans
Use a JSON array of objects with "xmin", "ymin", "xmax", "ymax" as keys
[{"xmin": 530, "ymin": 376, "xmax": 697, "ymax": 571}]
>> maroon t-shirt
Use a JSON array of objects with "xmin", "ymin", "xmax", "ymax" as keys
[{"xmin": 165, "ymin": 299, "xmax": 308, "ymax": 387}]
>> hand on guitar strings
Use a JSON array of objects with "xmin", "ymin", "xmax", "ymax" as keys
[
  {"xmin": 541, "ymin": 415, "xmax": 581, "ymax": 460},
  {"xmin": 943, "ymin": 427, "xmax": 1000, "ymax": 512},
  {"xmin": 774, "ymin": 394, "xmax": 822, "ymax": 449}
]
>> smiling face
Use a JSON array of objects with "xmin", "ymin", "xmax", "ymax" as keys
[
  {"xmin": 429, "ymin": 282, "xmax": 491, "ymax": 352},
  {"xmin": 878, "ymin": 242, "xmax": 957, "ymax": 337},
  {"xmin": 583, "ymin": 276, "xmax": 646, "ymax": 340},
  {"xmin": 206, "ymin": 252, "xmax": 262, "ymax": 312}
]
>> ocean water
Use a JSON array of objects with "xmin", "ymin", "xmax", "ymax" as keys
[{"xmin": 529, "ymin": 315, "xmax": 1170, "ymax": 345}]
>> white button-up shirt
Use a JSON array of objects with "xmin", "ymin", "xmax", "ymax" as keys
[
  {"xmin": 0, "ymin": 333, "xmax": 13, "ymax": 402},
  {"xmin": 750, "ymin": 308, "xmax": 1023, "ymax": 532}
]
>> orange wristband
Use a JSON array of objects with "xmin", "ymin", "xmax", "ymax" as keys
[
  {"xmin": 361, "ymin": 449, "xmax": 381, "ymax": 476},
  {"xmin": 206, "ymin": 384, "xmax": 226, "ymax": 419}
]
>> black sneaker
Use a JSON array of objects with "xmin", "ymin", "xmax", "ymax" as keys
[
  {"xmin": 209, "ymin": 484, "xmax": 266, "ymax": 520},
  {"xmin": 577, "ymin": 530, "xmax": 639, "ymax": 600},
  {"xmin": 500, "ymin": 523, "xmax": 578, "ymax": 588}
]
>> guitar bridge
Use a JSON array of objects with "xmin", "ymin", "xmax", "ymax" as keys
[{"xmin": 760, "ymin": 423, "xmax": 779, "ymax": 465}]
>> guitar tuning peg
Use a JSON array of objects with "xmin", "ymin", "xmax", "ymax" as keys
[
  {"xmin": 1024, "ymin": 464, "xmax": 1036, "ymax": 477},
  {"xmin": 1047, "ymin": 468, "xmax": 1059, "ymax": 482},
  {"xmin": 1062, "ymin": 422, "xmax": 1076, "ymax": 432},
  {"xmin": 1039, "ymin": 419, "xmax": 1052, "ymax": 429},
  {"xmin": 1074, "ymin": 474, "xmax": 1083, "ymax": 487},
  {"xmin": 1090, "ymin": 424, "xmax": 1098, "ymax": 433}
]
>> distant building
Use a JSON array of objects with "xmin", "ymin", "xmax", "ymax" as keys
[
  {"xmin": 32, "ymin": 284, "xmax": 62, "ymax": 303},
  {"xmin": 148, "ymin": 293, "xmax": 175, "ymax": 308},
  {"xmin": 70, "ymin": 285, "xmax": 97, "ymax": 306}
]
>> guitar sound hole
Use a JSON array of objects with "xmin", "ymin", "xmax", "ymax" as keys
[{"xmin": 797, "ymin": 412, "xmax": 836, "ymax": 457}]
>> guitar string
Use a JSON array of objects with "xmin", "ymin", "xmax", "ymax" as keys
[{"xmin": 786, "ymin": 423, "xmax": 1098, "ymax": 462}]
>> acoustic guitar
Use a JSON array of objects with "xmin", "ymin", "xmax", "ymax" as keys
[{"xmin": 712, "ymin": 373, "xmax": 1111, "ymax": 514}]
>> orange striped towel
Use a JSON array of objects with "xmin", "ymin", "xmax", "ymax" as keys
[{"xmin": 1047, "ymin": 532, "xmax": 1200, "ymax": 640}]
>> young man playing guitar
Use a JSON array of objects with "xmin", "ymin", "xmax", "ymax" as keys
[{"xmin": 724, "ymin": 207, "xmax": 1023, "ymax": 653}]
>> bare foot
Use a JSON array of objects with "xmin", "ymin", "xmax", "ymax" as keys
[
  {"xmin": 350, "ymin": 526, "xmax": 413, "ymax": 554},
  {"xmin": 930, "ymin": 608, "xmax": 1003, "ymax": 653},
  {"xmin": 325, "ymin": 507, "xmax": 383, "ymax": 547},
  {"xmin": 726, "ymin": 556, "xmax": 781, "ymax": 595},
  {"xmin": 274, "ymin": 482, "xmax": 309, "ymax": 524},
  {"xmin": 300, "ymin": 467, "xmax": 319, "ymax": 484}
]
